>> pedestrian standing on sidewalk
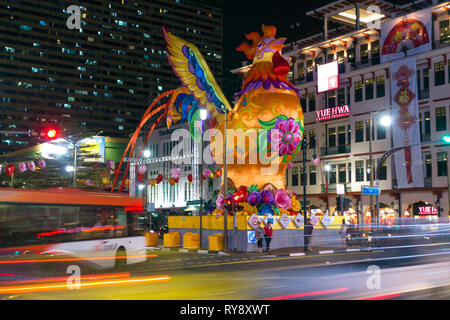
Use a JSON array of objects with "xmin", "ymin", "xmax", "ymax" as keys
[
  {"xmin": 339, "ymin": 219, "xmax": 347, "ymax": 248},
  {"xmin": 263, "ymin": 222, "xmax": 273, "ymax": 252},
  {"xmin": 255, "ymin": 222, "xmax": 264, "ymax": 253},
  {"xmin": 304, "ymin": 218, "xmax": 314, "ymax": 252}
]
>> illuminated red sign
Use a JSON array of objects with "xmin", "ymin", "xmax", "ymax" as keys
[
  {"xmin": 417, "ymin": 206, "xmax": 438, "ymax": 216},
  {"xmin": 316, "ymin": 105, "xmax": 350, "ymax": 121}
]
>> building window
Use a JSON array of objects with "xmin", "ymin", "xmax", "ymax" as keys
[
  {"xmin": 300, "ymin": 96, "xmax": 306, "ymax": 113},
  {"xmin": 425, "ymin": 154, "xmax": 432, "ymax": 178},
  {"xmin": 328, "ymin": 165, "xmax": 337, "ymax": 184},
  {"xmin": 354, "ymin": 80, "xmax": 363, "ymax": 102},
  {"xmin": 327, "ymin": 53, "xmax": 334, "ymax": 63},
  {"xmin": 355, "ymin": 160, "xmax": 364, "ymax": 182},
  {"xmin": 337, "ymin": 50, "xmax": 345, "ymax": 73},
  {"xmin": 328, "ymin": 127, "xmax": 336, "ymax": 147},
  {"xmin": 308, "ymin": 92, "xmax": 316, "ymax": 111},
  {"xmin": 292, "ymin": 167, "xmax": 299, "ymax": 186},
  {"xmin": 376, "ymin": 75, "xmax": 385, "ymax": 98},
  {"xmin": 366, "ymin": 119, "xmax": 374, "ymax": 141},
  {"xmin": 337, "ymin": 88, "xmax": 345, "ymax": 106},
  {"xmin": 306, "ymin": 60, "xmax": 313, "ymax": 81},
  {"xmin": 377, "ymin": 117, "xmax": 386, "ymax": 140},
  {"xmin": 439, "ymin": 20, "xmax": 450, "ymax": 44},
  {"xmin": 328, "ymin": 90, "xmax": 336, "ymax": 108},
  {"xmin": 338, "ymin": 164, "xmax": 346, "ymax": 183},
  {"xmin": 300, "ymin": 167, "xmax": 305, "ymax": 186},
  {"xmin": 297, "ymin": 62, "xmax": 305, "ymax": 81},
  {"xmin": 338, "ymin": 126, "xmax": 346, "ymax": 146},
  {"xmin": 315, "ymin": 57, "xmax": 322, "ymax": 70},
  {"xmin": 424, "ymin": 111, "xmax": 431, "ymax": 134},
  {"xmin": 355, "ymin": 121, "xmax": 364, "ymax": 142},
  {"xmin": 365, "ymin": 78, "xmax": 374, "ymax": 100},
  {"xmin": 308, "ymin": 129, "xmax": 316, "ymax": 149},
  {"xmin": 437, "ymin": 152, "xmax": 448, "ymax": 176},
  {"xmin": 436, "ymin": 107, "xmax": 447, "ymax": 131},
  {"xmin": 360, "ymin": 43, "xmax": 369, "ymax": 65},
  {"xmin": 348, "ymin": 47, "xmax": 355, "ymax": 64},
  {"xmin": 434, "ymin": 61, "xmax": 445, "ymax": 86},
  {"xmin": 309, "ymin": 166, "xmax": 317, "ymax": 185},
  {"xmin": 379, "ymin": 160, "xmax": 387, "ymax": 180},
  {"xmin": 371, "ymin": 40, "xmax": 380, "ymax": 64}
]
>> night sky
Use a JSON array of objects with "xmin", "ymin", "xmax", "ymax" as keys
[{"xmin": 220, "ymin": 0, "xmax": 334, "ymax": 99}]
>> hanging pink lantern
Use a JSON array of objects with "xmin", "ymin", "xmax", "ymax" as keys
[
  {"xmin": 312, "ymin": 155, "xmax": 320, "ymax": 165},
  {"xmin": 18, "ymin": 162, "xmax": 27, "ymax": 173},
  {"xmin": 137, "ymin": 165, "xmax": 147, "ymax": 175},
  {"xmin": 86, "ymin": 179, "xmax": 93, "ymax": 186},
  {"xmin": 107, "ymin": 160, "xmax": 115, "ymax": 169},
  {"xmin": 171, "ymin": 167, "xmax": 181, "ymax": 179},
  {"xmin": 27, "ymin": 161, "xmax": 36, "ymax": 172},
  {"xmin": 203, "ymin": 168, "xmax": 211, "ymax": 179},
  {"xmin": 38, "ymin": 159, "xmax": 46, "ymax": 169}
]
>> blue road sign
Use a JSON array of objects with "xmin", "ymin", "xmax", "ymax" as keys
[{"xmin": 361, "ymin": 186, "xmax": 380, "ymax": 195}]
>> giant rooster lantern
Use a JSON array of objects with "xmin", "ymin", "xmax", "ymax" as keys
[{"xmin": 112, "ymin": 25, "xmax": 304, "ymax": 217}]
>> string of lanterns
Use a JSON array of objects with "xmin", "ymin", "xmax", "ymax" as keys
[
  {"xmin": 145, "ymin": 167, "xmax": 222, "ymax": 187},
  {"xmin": 0, "ymin": 159, "xmax": 46, "ymax": 177}
]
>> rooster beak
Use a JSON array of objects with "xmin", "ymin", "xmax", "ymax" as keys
[{"xmin": 269, "ymin": 38, "xmax": 286, "ymax": 51}]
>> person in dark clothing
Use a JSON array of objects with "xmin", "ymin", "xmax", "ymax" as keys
[
  {"xmin": 263, "ymin": 222, "xmax": 273, "ymax": 252},
  {"xmin": 304, "ymin": 218, "xmax": 314, "ymax": 252}
]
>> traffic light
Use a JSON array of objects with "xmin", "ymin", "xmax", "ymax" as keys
[
  {"xmin": 29, "ymin": 127, "xmax": 60, "ymax": 140},
  {"xmin": 442, "ymin": 135, "xmax": 450, "ymax": 144}
]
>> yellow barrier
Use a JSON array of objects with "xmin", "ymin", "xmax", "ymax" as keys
[
  {"xmin": 145, "ymin": 232, "xmax": 159, "ymax": 247},
  {"xmin": 183, "ymin": 232, "xmax": 200, "ymax": 249},
  {"xmin": 208, "ymin": 233, "xmax": 224, "ymax": 251},
  {"xmin": 163, "ymin": 232, "xmax": 180, "ymax": 248}
]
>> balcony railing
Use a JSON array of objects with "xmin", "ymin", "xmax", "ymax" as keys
[{"xmin": 320, "ymin": 144, "xmax": 351, "ymax": 156}]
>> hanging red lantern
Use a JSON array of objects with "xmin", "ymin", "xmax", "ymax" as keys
[
  {"xmin": 174, "ymin": 177, "xmax": 179, "ymax": 183},
  {"xmin": 6, "ymin": 164, "xmax": 15, "ymax": 177},
  {"xmin": 187, "ymin": 174, "xmax": 193, "ymax": 184},
  {"xmin": 156, "ymin": 174, "xmax": 164, "ymax": 184},
  {"xmin": 137, "ymin": 173, "xmax": 145, "ymax": 182},
  {"xmin": 216, "ymin": 169, "xmax": 222, "ymax": 178}
]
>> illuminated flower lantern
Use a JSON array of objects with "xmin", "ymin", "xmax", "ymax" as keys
[
  {"xmin": 38, "ymin": 159, "xmax": 46, "ymax": 169},
  {"xmin": 211, "ymin": 25, "xmax": 303, "ymax": 189},
  {"xmin": 27, "ymin": 161, "xmax": 36, "ymax": 172},
  {"xmin": 18, "ymin": 162, "xmax": 27, "ymax": 173}
]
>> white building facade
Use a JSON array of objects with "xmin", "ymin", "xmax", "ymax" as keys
[{"xmin": 233, "ymin": 0, "xmax": 450, "ymax": 220}]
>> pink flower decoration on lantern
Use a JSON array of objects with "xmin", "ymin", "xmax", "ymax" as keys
[
  {"xmin": 274, "ymin": 189, "xmax": 292, "ymax": 210},
  {"xmin": 216, "ymin": 194, "xmax": 225, "ymax": 209},
  {"xmin": 28, "ymin": 161, "xmax": 36, "ymax": 172},
  {"xmin": 18, "ymin": 162, "xmax": 27, "ymax": 172},
  {"xmin": 287, "ymin": 162, "xmax": 294, "ymax": 170},
  {"xmin": 38, "ymin": 159, "xmax": 46, "ymax": 169},
  {"xmin": 137, "ymin": 165, "xmax": 147, "ymax": 175},
  {"xmin": 171, "ymin": 168, "xmax": 181, "ymax": 179},
  {"xmin": 272, "ymin": 118, "xmax": 302, "ymax": 156},
  {"xmin": 203, "ymin": 169, "xmax": 211, "ymax": 179},
  {"xmin": 86, "ymin": 179, "xmax": 93, "ymax": 186}
]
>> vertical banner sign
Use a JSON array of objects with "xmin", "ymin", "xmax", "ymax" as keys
[
  {"xmin": 381, "ymin": 8, "xmax": 432, "ymax": 63},
  {"xmin": 390, "ymin": 57, "xmax": 424, "ymax": 188}
]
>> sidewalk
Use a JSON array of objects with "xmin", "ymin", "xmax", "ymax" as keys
[{"xmin": 147, "ymin": 245, "xmax": 373, "ymax": 258}]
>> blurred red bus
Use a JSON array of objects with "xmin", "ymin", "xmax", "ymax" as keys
[{"xmin": 0, "ymin": 188, "xmax": 147, "ymax": 269}]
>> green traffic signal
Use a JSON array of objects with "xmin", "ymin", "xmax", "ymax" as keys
[{"xmin": 443, "ymin": 135, "xmax": 450, "ymax": 144}]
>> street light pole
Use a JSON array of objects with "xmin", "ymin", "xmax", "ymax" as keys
[
  {"xmin": 223, "ymin": 112, "xmax": 228, "ymax": 251},
  {"xmin": 369, "ymin": 112, "xmax": 374, "ymax": 224},
  {"xmin": 302, "ymin": 138, "xmax": 307, "ymax": 224}
]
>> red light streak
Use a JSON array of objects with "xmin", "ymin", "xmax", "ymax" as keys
[
  {"xmin": 355, "ymin": 292, "xmax": 402, "ymax": 300},
  {"xmin": 37, "ymin": 225, "xmax": 125, "ymax": 238},
  {"xmin": 0, "ymin": 275, "xmax": 171, "ymax": 294},
  {"xmin": 0, "ymin": 272, "xmax": 130, "ymax": 285},
  {"xmin": 262, "ymin": 287, "xmax": 349, "ymax": 300}
]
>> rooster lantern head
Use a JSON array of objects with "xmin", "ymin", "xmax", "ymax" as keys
[{"xmin": 237, "ymin": 25, "xmax": 289, "ymax": 74}]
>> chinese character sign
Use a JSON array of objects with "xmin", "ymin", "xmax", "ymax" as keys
[{"xmin": 389, "ymin": 57, "xmax": 424, "ymax": 188}]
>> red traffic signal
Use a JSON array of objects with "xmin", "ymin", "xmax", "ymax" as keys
[{"xmin": 29, "ymin": 128, "xmax": 60, "ymax": 140}]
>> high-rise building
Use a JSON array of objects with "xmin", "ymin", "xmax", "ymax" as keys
[{"xmin": 0, "ymin": 0, "xmax": 223, "ymax": 154}]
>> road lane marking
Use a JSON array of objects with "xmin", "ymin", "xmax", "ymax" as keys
[{"xmin": 319, "ymin": 250, "xmax": 334, "ymax": 254}]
